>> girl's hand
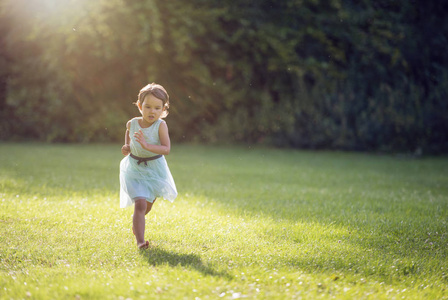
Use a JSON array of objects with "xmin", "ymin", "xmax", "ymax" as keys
[
  {"xmin": 121, "ymin": 144, "xmax": 130, "ymax": 156},
  {"xmin": 134, "ymin": 130, "xmax": 149, "ymax": 150}
]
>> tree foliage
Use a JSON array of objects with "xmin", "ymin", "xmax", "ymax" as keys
[{"xmin": 1, "ymin": 0, "xmax": 447, "ymax": 153}]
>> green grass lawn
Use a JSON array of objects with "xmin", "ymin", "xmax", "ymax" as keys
[{"xmin": 1, "ymin": 143, "xmax": 447, "ymax": 299}]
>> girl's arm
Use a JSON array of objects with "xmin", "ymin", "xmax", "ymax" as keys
[
  {"xmin": 134, "ymin": 121, "xmax": 171, "ymax": 155},
  {"xmin": 121, "ymin": 120, "xmax": 131, "ymax": 156}
]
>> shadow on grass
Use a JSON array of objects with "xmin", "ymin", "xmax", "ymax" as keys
[{"xmin": 139, "ymin": 246, "xmax": 232, "ymax": 280}]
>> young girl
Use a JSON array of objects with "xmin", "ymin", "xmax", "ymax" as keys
[{"xmin": 120, "ymin": 83, "xmax": 177, "ymax": 249}]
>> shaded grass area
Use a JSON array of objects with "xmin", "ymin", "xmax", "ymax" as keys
[{"xmin": 1, "ymin": 143, "xmax": 447, "ymax": 299}]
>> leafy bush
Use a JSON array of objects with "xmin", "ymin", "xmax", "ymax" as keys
[{"xmin": 1, "ymin": 0, "xmax": 447, "ymax": 153}]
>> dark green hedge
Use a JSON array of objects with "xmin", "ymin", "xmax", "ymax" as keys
[{"xmin": 1, "ymin": 0, "xmax": 447, "ymax": 153}]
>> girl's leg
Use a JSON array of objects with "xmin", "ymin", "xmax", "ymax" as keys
[
  {"xmin": 133, "ymin": 198, "xmax": 148, "ymax": 248},
  {"xmin": 145, "ymin": 198, "xmax": 157, "ymax": 215},
  {"xmin": 132, "ymin": 198, "xmax": 157, "ymax": 237}
]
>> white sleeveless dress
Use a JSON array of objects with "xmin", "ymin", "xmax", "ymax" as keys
[{"xmin": 119, "ymin": 117, "xmax": 177, "ymax": 208}]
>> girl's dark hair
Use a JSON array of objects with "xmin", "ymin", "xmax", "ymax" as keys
[{"xmin": 136, "ymin": 83, "xmax": 170, "ymax": 117}]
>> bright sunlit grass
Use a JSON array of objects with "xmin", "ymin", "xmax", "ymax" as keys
[{"xmin": 1, "ymin": 143, "xmax": 447, "ymax": 299}]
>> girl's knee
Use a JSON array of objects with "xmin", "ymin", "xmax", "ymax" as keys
[
  {"xmin": 134, "ymin": 198, "xmax": 147, "ymax": 212},
  {"xmin": 145, "ymin": 201, "xmax": 155, "ymax": 214}
]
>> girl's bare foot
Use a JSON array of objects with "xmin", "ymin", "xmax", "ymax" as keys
[{"xmin": 138, "ymin": 241, "xmax": 149, "ymax": 249}]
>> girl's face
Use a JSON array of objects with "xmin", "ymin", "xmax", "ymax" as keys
[{"xmin": 138, "ymin": 94, "xmax": 165, "ymax": 127}]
